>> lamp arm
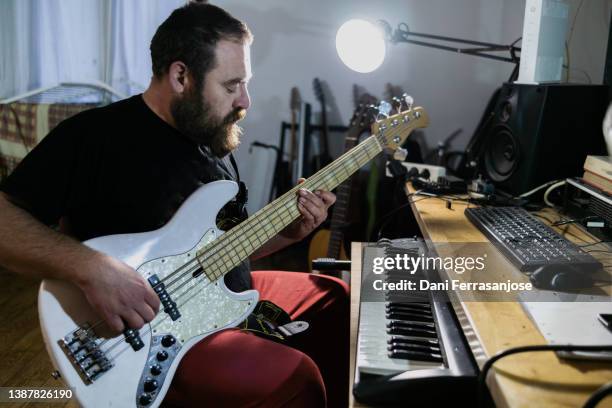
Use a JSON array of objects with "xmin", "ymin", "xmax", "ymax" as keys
[
  {"xmin": 394, "ymin": 29, "xmax": 512, "ymax": 49},
  {"xmin": 399, "ymin": 38, "xmax": 518, "ymax": 63},
  {"xmin": 383, "ymin": 21, "xmax": 521, "ymax": 64}
]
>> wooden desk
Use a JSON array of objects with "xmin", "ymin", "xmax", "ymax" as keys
[
  {"xmin": 349, "ymin": 188, "xmax": 612, "ymax": 408},
  {"xmin": 349, "ymin": 243, "xmax": 364, "ymax": 408}
]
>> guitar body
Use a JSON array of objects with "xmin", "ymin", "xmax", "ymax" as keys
[
  {"xmin": 307, "ymin": 229, "xmax": 348, "ymax": 270},
  {"xmin": 38, "ymin": 180, "xmax": 258, "ymax": 408}
]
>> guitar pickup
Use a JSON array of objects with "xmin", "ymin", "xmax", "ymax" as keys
[{"xmin": 148, "ymin": 274, "xmax": 180, "ymax": 321}]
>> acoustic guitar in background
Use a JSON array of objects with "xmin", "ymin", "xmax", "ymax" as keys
[
  {"xmin": 310, "ymin": 78, "xmax": 332, "ymax": 173},
  {"xmin": 308, "ymin": 91, "xmax": 378, "ymax": 269}
]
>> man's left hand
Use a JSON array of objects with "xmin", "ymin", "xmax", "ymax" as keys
[{"xmin": 281, "ymin": 182, "xmax": 336, "ymax": 242}]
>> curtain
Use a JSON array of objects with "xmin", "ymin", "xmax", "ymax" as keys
[
  {"xmin": 109, "ymin": 0, "xmax": 183, "ymax": 95},
  {"xmin": 0, "ymin": 0, "xmax": 183, "ymax": 100}
]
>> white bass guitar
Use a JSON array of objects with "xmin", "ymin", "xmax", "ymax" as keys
[{"xmin": 38, "ymin": 99, "xmax": 429, "ymax": 407}]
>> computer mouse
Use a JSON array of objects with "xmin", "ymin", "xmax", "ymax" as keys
[{"xmin": 530, "ymin": 264, "xmax": 594, "ymax": 291}]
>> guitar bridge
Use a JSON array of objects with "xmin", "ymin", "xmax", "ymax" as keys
[{"xmin": 58, "ymin": 324, "xmax": 113, "ymax": 384}]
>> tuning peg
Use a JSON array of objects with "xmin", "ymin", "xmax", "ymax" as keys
[
  {"xmin": 393, "ymin": 147, "xmax": 408, "ymax": 161},
  {"xmin": 403, "ymin": 93, "xmax": 414, "ymax": 109},
  {"xmin": 376, "ymin": 100, "xmax": 392, "ymax": 118},
  {"xmin": 391, "ymin": 96, "xmax": 404, "ymax": 113}
]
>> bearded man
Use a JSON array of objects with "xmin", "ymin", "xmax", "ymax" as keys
[{"xmin": 0, "ymin": 3, "xmax": 348, "ymax": 407}]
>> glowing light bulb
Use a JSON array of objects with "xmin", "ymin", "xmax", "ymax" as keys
[{"xmin": 336, "ymin": 19, "xmax": 386, "ymax": 73}]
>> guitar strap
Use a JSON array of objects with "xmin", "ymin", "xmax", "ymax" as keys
[
  {"xmin": 240, "ymin": 300, "xmax": 309, "ymax": 343},
  {"xmin": 229, "ymin": 154, "xmax": 248, "ymax": 217},
  {"xmin": 215, "ymin": 153, "xmax": 249, "ymax": 230}
]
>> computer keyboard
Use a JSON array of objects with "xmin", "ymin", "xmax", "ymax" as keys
[{"xmin": 465, "ymin": 207, "xmax": 602, "ymax": 273}]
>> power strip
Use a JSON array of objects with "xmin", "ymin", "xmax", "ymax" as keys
[{"xmin": 385, "ymin": 161, "xmax": 446, "ymax": 182}]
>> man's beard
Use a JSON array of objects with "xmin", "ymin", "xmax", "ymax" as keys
[{"xmin": 171, "ymin": 86, "xmax": 246, "ymax": 157}]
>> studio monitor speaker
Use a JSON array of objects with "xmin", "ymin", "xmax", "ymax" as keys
[{"xmin": 478, "ymin": 83, "xmax": 609, "ymax": 196}]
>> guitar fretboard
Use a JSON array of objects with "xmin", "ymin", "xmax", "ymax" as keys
[{"xmin": 196, "ymin": 135, "xmax": 383, "ymax": 281}]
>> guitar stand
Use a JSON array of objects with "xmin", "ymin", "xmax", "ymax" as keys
[
  {"xmin": 249, "ymin": 141, "xmax": 282, "ymax": 202},
  {"xmin": 276, "ymin": 121, "xmax": 349, "ymax": 195}
]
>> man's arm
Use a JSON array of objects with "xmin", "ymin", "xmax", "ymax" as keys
[
  {"xmin": 0, "ymin": 192, "xmax": 159, "ymax": 333},
  {"xmin": 250, "ymin": 188, "xmax": 336, "ymax": 261}
]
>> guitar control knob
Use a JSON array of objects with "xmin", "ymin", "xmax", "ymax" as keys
[
  {"xmin": 150, "ymin": 364, "xmax": 163, "ymax": 376},
  {"xmin": 161, "ymin": 335, "xmax": 176, "ymax": 348},
  {"xmin": 143, "ymin": 378, "xmax": 159, "ymax": 392},
  {"xmin": 156, "ymin": 350, "xmax": 168, "ymax": 361},
  {"xmin": 139, "ymin": 393, "xmax": 152, "ymax": 406}
]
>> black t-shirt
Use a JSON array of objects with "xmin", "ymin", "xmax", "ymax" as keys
[{"xmin": 0, "ymin": 95, "xmax": 252, "ymax": 292}]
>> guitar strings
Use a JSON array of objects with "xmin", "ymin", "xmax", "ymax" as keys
[
  {"xmin": 162, "ymin": 136, "xmax": 385, "ymax": 295},
  {"xmin": 159, "ymin": 134, "xmax": 385, "ymax": 293},
  {"xmin": 156, "ymin": 119, "xmax": 393, "ymax": 293},
  {"xmin": 65, "ymin": 138, "xmax": 383, "ymax": 363},
  {"xmin": 71, "ymin": 128, "xmax": 392, "ymax": 360},
  {"xmin": 164, "ymin": 142, "xmax": 381, "ymax": 301},
  {"xmin": 70, "ymin": 137, "xmax": 386, "ymax": 364},
  {"xmin": 64, "ymin": 119, "xmax": 405, "ymax": 366}
]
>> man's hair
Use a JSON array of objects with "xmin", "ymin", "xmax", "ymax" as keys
[{"xmin": 150, "ymin": 2, "xmax": 252, "ymax": 86}]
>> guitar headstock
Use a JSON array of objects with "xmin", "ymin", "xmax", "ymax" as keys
[
  {"xmin": 313, "ymin": 78, "xmax": 325, "ymax": 105},
  {"xmin": 384, "ymin": 83, "xmax": 415, "ymax": 115},
  {"xmin": 372, "ymin": 105, "xmax": 429, "ymax": 151},
  {"xmin": 290, "ymin": 87, "xmax": 301, "ymax": 112},
  {"xmin": 349, "ymin": 95, "xmax": 378, "ymax": 133}
]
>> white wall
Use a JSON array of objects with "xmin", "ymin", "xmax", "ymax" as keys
[{"xmin": 214, "ymin": 0, "xmax": 612, "ymax": 213}]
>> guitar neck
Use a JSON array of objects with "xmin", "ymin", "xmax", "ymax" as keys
[
  {"xmin": 196, "ymin": 135, "xmax": 383, "ymax": 279},
  {"xmin": 326, "ymin": 127, "xmax": 363, "ymax": 258},
  {"xmin": 289, "ymin": 110, "xmax": 297, "ymax": 163},
  {"xmin": 320, "ymin": 102, "xmax": 330, "ymax": 156}
]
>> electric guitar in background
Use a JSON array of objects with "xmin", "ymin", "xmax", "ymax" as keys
[
  {"xmin": 38, "ymin": 102, "xmax": 429, "ymax": 408},
  {"xmin": 289, "ymin": 87, "xmax": 301, "ymax": 183},
  {"xmin": 310, "ymin": 77, "xmax": 332, "ymax": 173},
  {"xmin": 270, "ymin": 87, "xmax": 301, "ymax": 199},
  {"xmin": 308, "ymin": 91, "xmax": 378, "ymax": 269}
]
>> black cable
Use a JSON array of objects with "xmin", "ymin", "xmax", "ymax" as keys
[
  {"xmin": 478, "ymin": 344, "xmax": 612, "ymax": 408},
  {"xmin": 552, "ymin": 216, "xmax": 600, "ymax": 227},
  {"xmin": 509, "ymin": 36, "xmax": 522, "ymax": 48},
  {"xmin": 530, "ymin": 212, "xmax": 592, "ymax": 244},
  {"xmin": 373, "ymin": 193, "xmax": 430, "ymax": 241},
  {"xmin": 583, "ymin": 382, "xmax": 612, "ymax": 408}
]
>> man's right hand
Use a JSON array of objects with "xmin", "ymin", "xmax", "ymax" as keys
[
  {"xmin": 75, "ymin": 253, "xmax": 161, "ymax": 334},
  {"xmin": 0, "ymin": 193, "xmax": 160, "ymax": 334}
]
